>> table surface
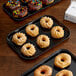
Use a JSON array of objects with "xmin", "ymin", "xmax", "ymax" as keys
[{"xmin": 0, "ymin": 0, "xmax": 76, "ymax": 76}]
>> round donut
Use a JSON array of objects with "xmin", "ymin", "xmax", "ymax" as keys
[
  {"xmin": 41, "ymin": 0, "xmax": 54, "ymax": 5},
  {"xmin": 13, "ymin": 6, "xmax": 28, "ymax": 18},
  {"xmin": 54, "ymin": 53, "xmax": 71, "ymax": 69},
  {"xmin": 28, "ymin": 0, "xmax": 42, "ymax": 11},
  {"xmin": 51, "ymin": 26, "xmax": 64, "ymax": 39},
  {"xmin": 12, "ymin": 32, "xmax": 27, "ymax": 46},
  {"xmin": 40, "ymin": 16, "xmax": 53, "ymax": 29},
  {"xmin": 21, "ymin": 43, "xmax": 36, "ymax": 56},
  {"xmin": 37, "ymin": 35, "xmax": 50, "ymax": 48},
  {"xmin": 25, "ymin": 24, "xmax": 39, "ymax": 37},
  {"xmin": 34, "ymin": 65, "xmax": 52, "ymax": 76},
  {"xmin": 56, "ymin": 70, "xmax": 73, "ymax": 76}
]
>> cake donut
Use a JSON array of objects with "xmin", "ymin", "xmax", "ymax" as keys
[
  {"xmin": 6, "ymin": 0, "xmax": 20, "ymax": 11},
  {"xmin": 25, "ymin": 24, "xmax": 39, "ymax": 37},
  {"xmin": 37, "ymin": 35, "xmax": 50, "ymax": 48},
  {"xmin": 40, "ymin": 16, "xmax": 53, "ymax": 29},
  {"xmin": 56, "ymin": 70, "xmax": 73, "ymax": 76},
  {"xmin": 21, "ymin": 43, "xmax": 36, "ymax": 56},
  {"xmin": 54, "ymin": 53, "xmax": 71, "ymax": 69},
  {"xmin": 28, "ymin": 0, "xmax": 42, "ymax": 11},
  {"xmin": 13, "ymin": 6, "xmax": 28, "ymax": 18},
  {"xmin": 34, "ymin": 65, "xmax": 52, "ymax": 76},
  {"xmin": 51, "ymin": 26, "xmax": 64, "ymax": 39},
  {"xmin": 41, "ymin": 0, "xmax": 54, "ymax": 5},
  {"xmin": 12, "ymin": 32, "xmax": 27, "ymax": 46}
]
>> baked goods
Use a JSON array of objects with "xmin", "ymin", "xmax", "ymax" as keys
[
  {"xmin": 25, "ymin": 24, "xmax": 39, "ymax": 37},
  {"xmin": 34, "ymin": 65, "xmax": 52, "ymax": 76},
  {"xmin": 13, "ymin": 6, "xmax": 28, "ymax": 18},
  {"xmin": 6, "ymin": 0, "xmax": 20, "ymax": 11},
  {"xmin": 56, "ymin": 70, "xmax": 73, "ymax": 76},
  {"xmin": 41, "ymin": 0, "xmax": 54, "ymax": 5},
  {"xmin": 40, "ymin": 16, "xmax": 53, "ymax": 29},
  {"xmin": 54, "ymin": 53, "xmax": 71, "ymax": 69},
  {"xmin": 28, "ymin": 0, "xmax": 42, "ymax": 11},
  {"xmin": 21, "ymin": 43, "xmax": 36, "ymax": 56},
  {"xmin": 12, "ymin": 32, "xmax": 27, "ymax": 46},
  {"xmin": 37, "ymin": 35, "xmax": 50, "ymax": 48},
  {"xmin": 51, "ymin": 26, "xmax": 64, "ymax": 39}
]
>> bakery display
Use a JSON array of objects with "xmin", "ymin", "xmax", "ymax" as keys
[
  {"xmin": 25, "ymin": 24, "xmax": 39, "ymax": 37},
  {"xmin": 34, "ymin": 65, "xmax": 52, "ymax": 76},
  {"xmin": 51, "ymin": 26, "xmax": 64, "ymax": 39},
  {"xmin": 12, "ymin": 32, "xmax": 27, "ymax": 46},
  {"xmin": 40, "ymin": 16, "xmax": 53, "ymax": 29},
  {"xmin": 21, "ymin": 43, "xmax": 36, "ymax": 56},
  {"xmin": 54, "ymin": 53, "xmax": 71, "ymax": 69}
]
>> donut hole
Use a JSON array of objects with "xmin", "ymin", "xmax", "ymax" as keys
[
  {"xmin": 17, "ymin": 36, "xmax": 21, "ymax": 39},
  {"xmin": 63, "ymin": 74, "xmax": 67, "ymax": 76},
  {"xmin": 26, "ymin": 46, "xmax": 30, "ymax": 50},
  {"xmin": 41, "ymin": 70, "xmax": 45, "ymax": 74},
  {"xmin": 61, "ymin": 59, "xmax": 65, "ymax": 62},
  {"xmin": 56, "ymin": 29, "xmax": 60, "ymax": 32},
  {"xmin": 42, "ymin": 37, "xmax": 46, "ymax": 41},
  {"xmin": 31, "ymin": 27, "xmax": 35, "ymax": 30},
  {"xmin": 45, "ymin": 20, "xmax": 48, "ymax": 23}
]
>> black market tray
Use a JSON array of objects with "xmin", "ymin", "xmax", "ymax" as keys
[
  {"xmin": 3, "ymin": 0, "xmax": 61, "ymax": 21},
  {"xmin": 7, "ymin": 15, "xmax": 70, "ymax": 60},
  {"xmin": 22, "ymin": 49, "xmax": 76, "ymax": 76}
]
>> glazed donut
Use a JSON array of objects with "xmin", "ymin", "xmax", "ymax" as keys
[
  {"xmin": 41, "ymin": 0, "xmax": 54, "ymax": 5},
  {"xmin": 13, "ymin": 6, "xmax": 28, "ymax": 18},
  {"xmin": 28, "ymin": 0, "xmax": 42, "ymax": 11},
  {"xmin": 25, "ymin": 24, "xmax": 39, "ymax": 37},
  {"xmin": 34, "ymin": 65, "xmax": 52, "ymax": 76},
  {"xmin": 40, "ymin": 16, "xmax": 53, "ymax": 29},
  {"xmin": 54, "ymin": 53, "xmax": 71, "ymax": 69},
  {"xmin": 56, "ymin": 70, "xmax": 73, "ymax": 76},
  {"xmin": 37, "ymin": 35, "xmax": 50, "ymax": 48},
  {"xmin": 6, "ymin": 0, "xmax": 20, "ymax": 11},
  {"xmin": 12, "ymin": 32, "xmax": 27, "ymax": 46},
  {"xmin": 51, "ymin": 26, "xmax": 64, "ymax": 39},
  {"xmin": 21, "ymin": 43, "xmax": 36, "ymax": 56}
]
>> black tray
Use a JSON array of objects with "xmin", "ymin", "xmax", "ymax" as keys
[
  {"xmin": 7, "ymin": 15, "xmax": 70, "ymax": 60},
  {"xmin": 22, "ymin": 49, "xmax": 76, "ymax": 76},
  {"xmin": 3, "ymin": 0, "xmax": 61, "ymax": 21}
]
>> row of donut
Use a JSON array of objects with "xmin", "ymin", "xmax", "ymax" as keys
[
  {"xmin": 34, "ymin": 53, "xmax": 73, "ymax": 76},
  {"xmin": 5, "ymin": 0, "xmax": 54, "ymax": 18}
]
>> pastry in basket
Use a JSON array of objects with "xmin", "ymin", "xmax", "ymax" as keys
[
  {"xmin": 54, "ymin": 53, "xmax": 71, "ymax": 69},
  {"xmin": 25, "ymin": 24, "xmax": 39, "ymax": 37},
  {"xmin": 41, "ymin": 0, "xmax": 54, "ymax": 5},
  {"xmin": 51, "ymin": 26, "xmax": 64, "ymax": 39},
  {"xmin": 40, "ymin": 16, "xmax": 53, "ymax": 29},
  {"xmin": 37, "ymin": 35, "xmax": 50, "ymax": 48},
  {"xmin": 28, "ymin": 0, "xmax": 42, "ymax": 11},
  {"xmin": 12, "ymin": 32, "xmax": 27, "ymax": 46},
  {"xmin": 21, "ymin": 43, "xmax": 36, "ymax": 56},
  {"xmin": 34, "ymin": 65, "xmax": 52, "ymax": 76},
  {"xmin": 13, "ymin": 6, "xmax": 28, "ymax": 18},
  {"xmin": 5, "ymin": 0, "xmax": 20, "ymax": 11},
  {"xmin": 56, "ymin": 70, "xmax": 73, "ymax": 76}
]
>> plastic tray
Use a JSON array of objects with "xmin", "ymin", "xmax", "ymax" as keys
[
  {"xmin": 3, "ymin": 0, "xmax": 61, "ymax": 21},
  {"xmin": 22, "ymin": 49, "xmax": 76, "ymax": 76},
  {"xmin": 7, "ymin": 15, "xmax": 70, "ymax": 60}
]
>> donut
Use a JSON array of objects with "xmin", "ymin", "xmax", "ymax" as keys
[
  {"xmin": 40, "ymin": 16, "xmax": 53, "ymax": 29},
  {"xmin": 12, "ymin": 32, "xmax": 27, "ymax": 46},
  {"xmin": 28, "ymin": 0, "xmax": 42, "ymax": 11},
  {"xmin": 6, "ymin": 0, "xmax": 20, "ymax": 11},
  {"xmin": 34, "ymin": 65, "xmax": 52, "ymax": 76},
  {"xmin": 37, "ymin": 35, "xmax": 50, "ymax": 48},
  {"xmin": 56, "ymin": 70, "xmax": 73, "ymax": 76},
  {"xmin": 13, "ymin": 6, "xmax": 28, "ymax": 18},
  {"xmin": 51, "ymin": 26, "xmax": 64, "ymax": 39},
  {"xmin": 54, "ymin": 53, "xmax": 71, "ymax": 69},
  {"xmin": 41, "ymin": 0, "xmax": 54, "ymax": 5},
  {"xmin": 21, "ymin": 43, "xmax": 36, "ymax": 56},
  {"xmin": 25, "ymin": 24, "xmax": 39, "ymax": 37}
]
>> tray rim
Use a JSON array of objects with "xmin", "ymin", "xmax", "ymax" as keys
[
  {"xmin": 21, "ymin": 49, "xmax": 76, "ymax": 76},
  {"xmin": 7, "ymin": 15, "xmax": 71, "ymax": 60},
  {"xmin": 2, "ymin": 0, "xmax": 61, "ymax": 21}
]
